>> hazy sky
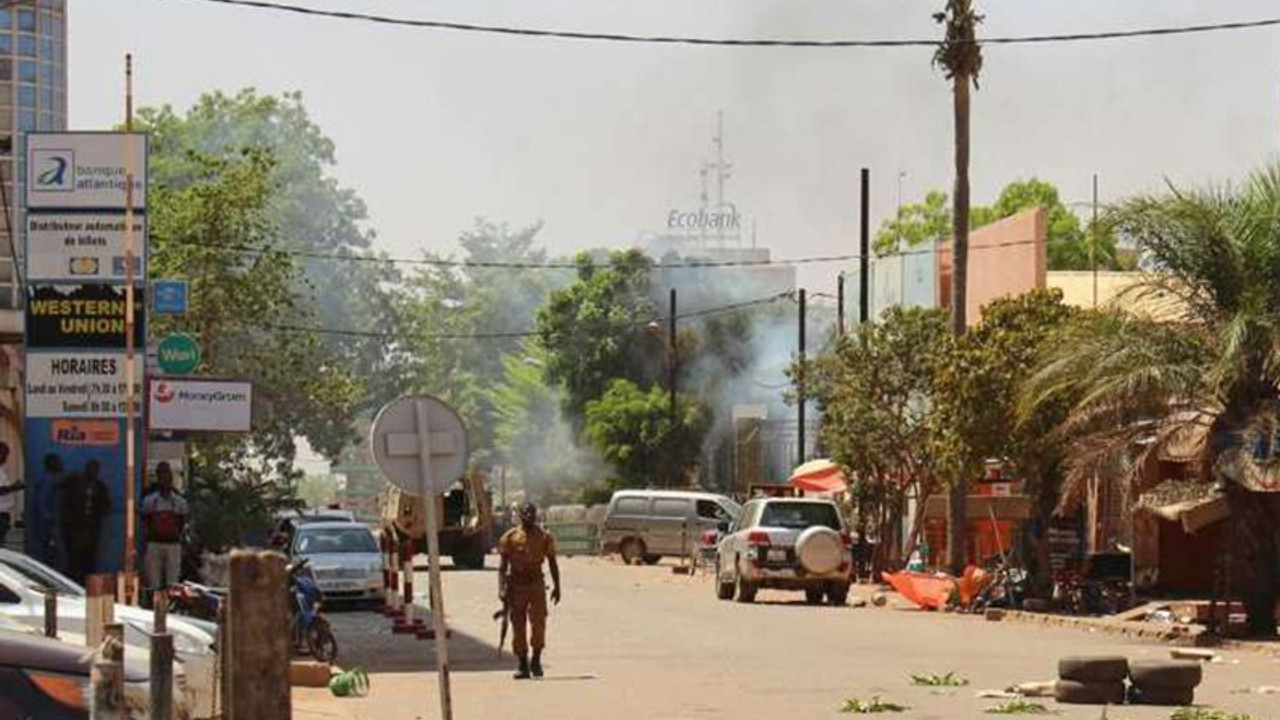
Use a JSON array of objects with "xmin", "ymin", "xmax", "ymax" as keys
[{"xmin": 72, "ymin": 0, "xmax": 1280, "ymax": 298}]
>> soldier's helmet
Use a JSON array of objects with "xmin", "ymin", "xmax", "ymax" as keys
[{"xmin": 519, "ymin": 501, "xmax": 538, "ymax": 523}]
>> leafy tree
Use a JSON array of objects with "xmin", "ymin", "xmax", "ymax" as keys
[
  {"xmin": 536, "ymin": 249, "xmax": 664, "ymax": 425},
  {"xmin": 876, "ymin": 179, "xmax": 1137, "ymax": 271},
  {"xmin": 1022, "ymin": 164, "xmax": 1280, "ymax": 636},
  {"xmin": 136, "ymin": 89, "xmax": 402, "ymax": 419},
  {"xmin": 583, "ymin": 379, "xmax": 710, "ymax": 489},
  {"xmin": 808, "ymin": 307, "xmax": 952, "ymax": 570},
  {"xmin": 397, "ymin": 221, "xmax": 572, "ymax": 464},
  {"xmin": 147, "ymin": 148, "xmax": 362, "ymax": 550}
]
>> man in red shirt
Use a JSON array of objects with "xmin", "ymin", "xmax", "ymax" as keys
[{"xmin": 142, "ymin": 462, "xmax": 188, "ymax": 599}]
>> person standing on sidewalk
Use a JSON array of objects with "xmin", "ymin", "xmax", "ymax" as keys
[
  {"xmin": 0, "ymin": 442, "xmax": 22, "ymax": 549},
  {"xmin": 142, "ymin": 462, "xmax": 187, "ymax": 596},
  {"xmin": 498, "ymin": 502, "xmax": 561, "ymax": 680}
]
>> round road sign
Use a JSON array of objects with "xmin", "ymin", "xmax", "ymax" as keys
[
  {"xmin": 370, "ymin": 395, "xmax": 469, "ymax": 496},
  {"xmin": 157, "ymin": 333, "xmax": 201, "ymax": 375}
]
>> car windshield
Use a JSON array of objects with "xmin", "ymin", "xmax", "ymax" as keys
[
  {"xmin": 294, "ymin": 527, "xmax": 378, "ymax": 554},
  {"xmin": 0, "ymin": 553, "xmax": 84, "ymax": 597},
  {"xmin": 758, "ymin": 502, "xmax": 841, "ymax": 531}
]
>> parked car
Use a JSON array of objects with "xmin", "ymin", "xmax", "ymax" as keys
[
  {"xmin": 289, "ymin": 521, "xmax": 385, "ymax": 605},
  {"xmin": 600, "ymin": 490, "xmax": 741, "ymax": 565},
  {"xmin": 0, "ymin": 617, "xmax": 154, "ymax": 720},
  {"xmin": 270, "ymin": 508, "xmax": 359, "ymax": 548},
  {"xmin": 715, "ymin": 497, "xmax": 853, "ymax": 605},
  {"xmin": 0, "ymin": 552, "xmax": 217, "ymax": 718}
]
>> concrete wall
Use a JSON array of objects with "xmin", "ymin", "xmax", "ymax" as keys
[{"xmin": 939, "ymin": 207, "xmax": 1048, "ymax": 325}]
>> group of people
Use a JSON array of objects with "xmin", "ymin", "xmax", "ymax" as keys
[{"xmin": 27, "ymin": 453, "xmax": 187, "ymax": 593}]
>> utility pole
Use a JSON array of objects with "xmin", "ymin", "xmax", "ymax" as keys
[
  {"xmin": 122, "ymin": 53, "xmax": 139, "ymax": 605},
  {"xmin": 860, "ymin": 168, "xmax": 871, "ymax": 324},
  {"xmin": 1092, "ymin": 173, "xmax": 1099, "ymax": 309},
  {"xmin": 668, "ymin": 287, "xmax": 678, "ymax": 432},
  {"xmin": 797, "ymin": 289, "xmax": 807, "ymax": 466},
  {"xmin": 836, "ymin": 274, "xmax": 846, "ymax": 338}
]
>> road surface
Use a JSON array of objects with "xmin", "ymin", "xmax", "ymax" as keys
[{"xmin": 294, "ymin": 556, "xmax": 1280, "ymax": 719}]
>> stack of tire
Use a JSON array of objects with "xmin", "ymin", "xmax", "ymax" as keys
[
  {"xmin": 1056, "ymin": 656, "xmax": 1128, "ymax": 705},
  {"xmin": 1127, "ymin": 660, "xmax": 1202, "ymax": 706}
]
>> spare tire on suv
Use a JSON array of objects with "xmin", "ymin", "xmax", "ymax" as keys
[{"xmin": 796, "ymin": 526, "xmax": 844, "ymax": 575}]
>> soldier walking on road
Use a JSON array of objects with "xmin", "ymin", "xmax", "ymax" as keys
[{"xmin": 498, "ymin": 502, "xmax": 561, "ymax": 680}]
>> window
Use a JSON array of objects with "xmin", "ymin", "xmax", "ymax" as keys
[
  {"xmin": 39, "ymin": 62, "xmax": 51, "ymax": 86},
  {"xmin": 0, "ymin": 35, "xmax": 11, "ymax": 54},
  {"xmin": 39, "ymin": 37, "xmax": 51, "ymax": 58},
  {"xmin": 0, "ymin": 113, "xmax": 12, "ymax": 132},
  {"xmin": 0, "ymin": 83, "xmax": 11, "ymax": 109},
  {"xmin": 0, "ymin": 10, "xmax": 11, "ymax": 30},
  {"xmin": 18, "ymin": 109, "xmax": 34, "ymax": 131},
  {"xmin": 18, "ymin": 60, "xmax": 35, "ymax": 82},
  {"xmin": 0, "ymin": 582, "xmax": 19, "ymax": 604},
  {"xmin": 613, "ymin": 497, "xmax": 649, "ymax": 516},
  {"xmin": 17, "ymin": 34, "xmax": 34, "ymax": 57},
  {"xmin": 0, "ymin": 135, "xmax": 11, "ymax": 156},
  {"xmin": 18, "ymin": 9, "xmax": 34, "ymax": 32},
  {"xmin": 652, "ymin": 498, "xmax": 689, "ymax": 518},
  {"xmin": 17, "ymin": 85, "xmax": 34, "ymax": 108},
  {"xmin": 0, "ymin": 59, "xmax": 11, "ymax": 81},
  {"xmin": 759, "ymin": 502, "xmax": 842, "ymax": 531},
  {"xmin": 696, "ymin": 500, "xmax": 731, "ymax": 522}
]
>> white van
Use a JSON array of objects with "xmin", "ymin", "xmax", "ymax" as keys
[{"xmin": 600, "ymin": 490, "xmax": 741, "ymax": 564}]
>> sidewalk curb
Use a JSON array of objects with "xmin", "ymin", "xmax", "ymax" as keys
[{"xmin": 1000, "ymin": 610, "xmax": 1280, "ymax": 658}]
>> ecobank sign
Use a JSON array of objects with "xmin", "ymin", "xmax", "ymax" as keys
[{"xmin": 26, "ymin": 133, "xmax": 148, "ymax": 210}]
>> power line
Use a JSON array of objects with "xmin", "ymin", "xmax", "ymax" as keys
[
  {"xmin": 165, "ymin": 235, "xmax": 1042, "ymax": 271},
  {"xmin": 177, "ymin": 0, "xmax": 1280, "ymax": 48},
  {"xmin": 262, "ymin": 292, "xmax": 792, "ymax": 341}
]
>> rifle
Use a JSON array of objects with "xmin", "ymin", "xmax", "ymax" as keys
[{"xmin": 493, "ymin": 569, "xmax": 510, "ymax": 658}]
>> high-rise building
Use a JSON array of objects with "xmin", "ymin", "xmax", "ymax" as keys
[{"xmin": 0, "ymin": 0, "xmax": 67, "ymax": 524}]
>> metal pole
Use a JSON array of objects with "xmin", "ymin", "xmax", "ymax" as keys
[
  {"xmin": 123, "ymin": 54, "xmax": 139, "ymax": 605},
  {"xmin": 149, "ymin": 632, "xmax": 174, "ymax": 720},
  {"xmin": 797, "ymin": 289, "xmax": 807, "ymax": 465},
  {"xmin": 836, "ymin": 274, "xmax": 845, "ymax": 338},
  {"xmin": 91, "ymin": 623, "xmax": 125, "ymax": 720},
  {"xmin": 1091, "ymin": 173, "xmax": 1099, "ymax": 309},
  {"xmin": 414, "ymin": 400, "xmax": 453, "ymax": 720},
  {"xmin": 43, "ymin": 587, "xmax": 57, "ymax": 638},
  {"xmin": 859, "ymin": 168, "xmax": 870, "ymax": 324}
]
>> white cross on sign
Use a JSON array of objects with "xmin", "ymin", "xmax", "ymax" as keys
[{"xmin": 370, "ymin": 395, "xmax": 468, "ymax": 496}]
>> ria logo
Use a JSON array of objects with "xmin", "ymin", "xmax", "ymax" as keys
[
  {"xmin": 154, "ymin": 382, "xmax": 176, "ymax": 404},
  {"xmin": 32, "ymin": 150, "xmax": 74, "ymax": 191}
]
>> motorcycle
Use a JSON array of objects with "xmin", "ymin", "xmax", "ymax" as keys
[
  {"xmin": 287, "ymin": 557, "xmax": 338, "ymax": 663},
  {"xmin": 168, "ymin": 580, "xmax": 223, "ymax": 622}
]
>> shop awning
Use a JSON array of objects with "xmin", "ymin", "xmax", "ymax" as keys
[
  {"xmin": 787, "ymin": 459, "xmax": 848, "ymax": 494},
  {"xmin": 1139, "ymin": 495, "xmax": 1229, "ymax": 534},
  {"xmin": 922, "ymin": 494, "xmax": 1033, "ymax": 521}
]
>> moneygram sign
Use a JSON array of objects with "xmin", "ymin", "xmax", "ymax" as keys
[
  {"xmin": 148, "ymin": 379, "xmax": 252, "ymax": 432},
  {"xmin": 26, "ymin": 133, "xmax": 148, "ymax": 210}
]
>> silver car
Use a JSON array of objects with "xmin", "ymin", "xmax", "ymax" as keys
[
  {"xmin": 600, "ymin": 490, "xmax": 741, "ymax": 565},
  {"xmin": 715, "ymin": 497, "xmax": 853, "ymax": 605},
  {"xmin": 290, "ymin": 521, "xmax": 385, "ymax": 604}
]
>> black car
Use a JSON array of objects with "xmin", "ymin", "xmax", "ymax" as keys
[{"xmin": 0, "ymin": 627, "xmax": 147, "ymax": 720}]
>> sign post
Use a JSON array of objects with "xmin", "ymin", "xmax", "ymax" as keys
[{"xmin": 371, "ymin": 396, "xmax": 467, "ymax": 720}]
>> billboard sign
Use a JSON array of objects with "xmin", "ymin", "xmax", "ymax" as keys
[
  {"xmin": 25, "ymin": 132, "xmax": 148, "ymax": 210},
  {"xmin": 25, "ymin": 214, "xmax": 147, "ymax": 283},
  {"xmin": 24, "ymin": 351, "xmax": 143, "ymax": 418},
  {"xmin": 24, "ymin": 284, "xmax": 145, "ymax": 348},
  {"xmin": 152, "ymin": 279, "xmax": 189, "ymax": 316},
  {"xmin": 148, "ymin": 379, "xmax": 252, "ymax": 432}
]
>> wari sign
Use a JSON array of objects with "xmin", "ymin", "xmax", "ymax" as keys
[
  {"xmin": 25, "ymin": 132, "xmax": 148, "ymax": 210},
  {"xmin": 25, "ymin": 351, "xmax": 143, "ymax": 418},
  {"xmin": 25, "ymin": 214, "xmax": 146, "ymax": 282},
  {"xmin": 24, "ymin": 285, "xmax": 145, "ymax": 349},
  {"xmin": 148, "ymin": 379, "xmax": 252, "ymax": 432},
  {"xmin": 156, "ymin": 333, "xmax": 200, "ymax": 375}
]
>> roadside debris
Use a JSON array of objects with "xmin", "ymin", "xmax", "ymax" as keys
[
  {"xmin": 839, "ymin": 696, "xmax": 909, "ymax": 713},
  {"xmin": 909, "ymin": 671, "xmax": 969, "ymax": 687},
  {"xmin": 1169, "ymin": 648, "xmax": 1219, "ymax": 662},
  {"xmin": 1229, "ymin": 686, "xmax": 1280, "ymax": 695},
  {"xmin": 329, "ymin": 667, "xmax": 370, "ymax": 697},
  {"xmin": 1006, "ymin": 681, "xmax": 1056, "ymax": 698},
  {"xmin": 976, "ymin": 690, "xmax": 1021, "ymax": 699},
  {"xmin": 985, "ymin": 700, "xmax": 1055, "ymax": 715}
]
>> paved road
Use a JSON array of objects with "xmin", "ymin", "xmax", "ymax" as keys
[{"xmin": 295, "ymin": 556, "xmax": 1280, "ymax": 720}]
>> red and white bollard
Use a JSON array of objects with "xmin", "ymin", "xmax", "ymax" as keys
[
  {"xmin": 393, "ymin": 538, "xmax": 417, "ymax": 633},
  {"xmin": 382, "ymin": 534, "xmax": 403, "ymax": 618}
]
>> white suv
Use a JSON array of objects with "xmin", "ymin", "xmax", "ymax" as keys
[{"xmin": 715, "ymin": 497, "xmax": 852, "ymax": 605}]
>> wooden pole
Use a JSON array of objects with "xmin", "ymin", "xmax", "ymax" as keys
[
  {"xmin": 43, "ymin": 587, "xmax": 57, "ymax": 638},
  {"xmin": 90, "ymin": 623, "xmax": 125, "ymax": 720},
  {"xmin": 225, "ymin": 551, "xmax": 290, "ymax": 720},
  {"xmin": 149, "ymin": 632, "xmax": 174, "ymax": 720},
  {"xmin": 86, "ymin": 574, "xmax": 116, "ymax": 648},
  {"xmin": 152, "ymin": 589, "xmax": 168, "ymax": 634}
]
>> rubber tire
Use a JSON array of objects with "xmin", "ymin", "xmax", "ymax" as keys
[
  {"xmin": 619, "ymin": 538, "xmax": 646, "ymax": 566},
  {"xmin": 1127, "ymin": 684, "xmax": 1195, "ymax": 707},
  {"xmin": 1053, "ymin": 679, "xmax": 1126, "ymax": 705},
  {"xmin": 1058, "ymin": 656, "xmax": 1130, "ymax": 683},
  {"xmin": 642, "ymin": 554, "xmax": 661, "ymax": 566},
  {"xmin": 735, "ymin": 565, "xmax": 757, "ymax": 604},
  {"xmin": 1128, "ymin": 660, "xmax": 1203, "ymax": 690},
  {"xmin": 306, "ymin": 617, "xmax": 339, "ymax": 664},
  {"xmin": 716, "ymin": 578, "xmax": 735, "ymax": 600},
  {"xmin": 804, "ymin": 588, "xmax": 824, "ymax": 605},
  {"xmin": 827, "ymin": 581, "xmax": 850, "ymax": 607}
]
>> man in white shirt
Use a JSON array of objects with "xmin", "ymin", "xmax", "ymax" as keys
[{"xmin": 0, "ymin": 442, "xmax": 23, "ymax": 549}]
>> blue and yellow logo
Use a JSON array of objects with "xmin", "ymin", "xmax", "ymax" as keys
[{"xmin": 32, "ymin": 150, "xmax": 74, "ymax": 191}]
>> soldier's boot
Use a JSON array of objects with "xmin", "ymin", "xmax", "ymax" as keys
[
  {"xmin": 514, "ymin": 656, "xmax": 531, "ymax": 680},
  {"xmin": 531, "ymin": 651, "xmax": 544, "ymax": 678}
]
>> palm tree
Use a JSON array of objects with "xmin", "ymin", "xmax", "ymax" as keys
[
  {"xmin": 934, "ymin": 0, "xmax": 983, "ymax": 575},
  {"xmin": 1023, "ymin": 164, "xmax": 1280, "ymax": 637}
]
